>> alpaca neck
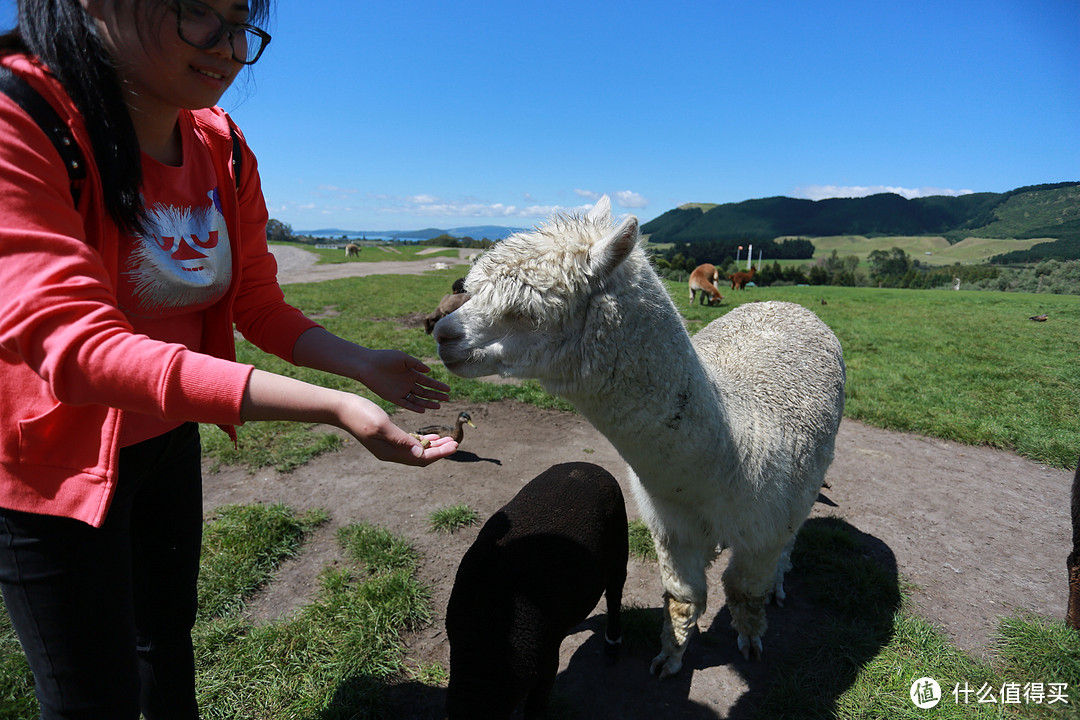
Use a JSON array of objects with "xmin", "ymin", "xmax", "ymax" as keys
[{"xmin": 552, "ymin": 275, "xmax": 728, "ymax": 476}]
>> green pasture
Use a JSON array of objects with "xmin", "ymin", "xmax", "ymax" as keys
[
  {"xmin": 675, "ymin": 282, "xmax": 1079, "ymax": 470},
  {"xmin": 210, "ymin": 269, "xmax": 1079, "ymax": 470},
  {"xmin": 802, "ymin": 234, "xmax": 1050, "ymax": 266}
]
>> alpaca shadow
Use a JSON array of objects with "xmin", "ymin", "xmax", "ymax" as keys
[
  {"xmin": 446, "ymin": 449, "xmax": 502, "ymax": 465},
  {"xmin": 721, "ymin": 516, "xmax": 900, "ymax": 719},
  {"xmin": 555, "ymin": 517, "xmax": 898, "ymax": 720},
  {"xmin": 324, "ymin": 674, "xmax": 447, "ymax": 720}
]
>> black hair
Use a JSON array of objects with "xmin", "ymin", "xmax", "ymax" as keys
[{"xmin": 0, "ymin": 0, "xmax": 272, "ymax": 234}]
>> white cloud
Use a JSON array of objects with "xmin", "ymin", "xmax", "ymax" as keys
[
  {"xmin": 615, "ymin": 190, "xmax": 649, "ymax": 209},
  {"xmin": 574, "ymin": 188, "xmax": 601, "ymax": 201},
  {"xmin": 314, "ymin": 185, "xmax": 360, "ymax": 200},
  {"xmin": 365, "ymin": 194, "xmax": 597, "ymax": 221},
  {"xmin": 794, "ymin": 185, "xmax": 975, "ymax": 201}
]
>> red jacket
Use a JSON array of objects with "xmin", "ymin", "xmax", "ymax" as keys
[{"xmin": 0, "ymin": 54, "xmax": 319, "ymax": 527}]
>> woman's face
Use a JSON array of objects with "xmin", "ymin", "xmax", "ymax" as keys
[{"xmin": 87, "ymin": 0, "xmax": 250, "ymax": 117}]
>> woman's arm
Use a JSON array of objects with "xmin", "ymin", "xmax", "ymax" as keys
[
  {"xmin": 290, "ymin": 326, "xmax": 450, "ymax": 413},
  {"xmin": 240, "ymin": 368, "xmax": 457, "ymax": 465}
]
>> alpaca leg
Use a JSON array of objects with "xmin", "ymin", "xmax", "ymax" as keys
[
  {"xmin": 651, "ymin": 592, "xmax": 703, "ymax": 679},
  {"xmin": 723, "ymin": 543, "xmax": 788, "ymax": 660},
  {"xmin": 649, "ymin": 543, "xmax": 709, "ymax": 679},
  {"xmin": 767, "ymin": 535, "xmax": 796, "ymax": 608}
]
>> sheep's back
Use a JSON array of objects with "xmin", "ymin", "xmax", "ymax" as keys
[
  {"xmin": 446, "ymin": 463, "xmax": 628, "ymax": 716},
  {"xmin": 447, "ymin": 462, "xmax": 628, "ymax": 637}
]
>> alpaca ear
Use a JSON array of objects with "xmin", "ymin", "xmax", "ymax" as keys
[
  {"xmin": 587, "ymin": 195, "xmax": 612, "ymax": 223},
  {"xmin": 589, "ymin": 214, "xmax": 638, "ymax": 278}
]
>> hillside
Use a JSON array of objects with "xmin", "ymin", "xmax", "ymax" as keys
[{"xmin": 641, "ymin": 183, "xmax": 1080, "ymax": 256}]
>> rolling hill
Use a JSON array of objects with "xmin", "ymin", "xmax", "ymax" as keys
[{"xmin": 641, "ymin": 183, "xmax": 1080, "ymax": 263}]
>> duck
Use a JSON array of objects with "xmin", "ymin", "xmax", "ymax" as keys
[{"xmin": 416, "ymin": 411, "xmax": 477, "ymax": 444}]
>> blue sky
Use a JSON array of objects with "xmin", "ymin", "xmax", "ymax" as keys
[{"xmin": 2, "ymin": 0, "xmax": 1077, "ymax": 232}]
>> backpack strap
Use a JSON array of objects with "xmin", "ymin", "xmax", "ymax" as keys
[
  {"xmin": 0, "ymin": 66, "xmax": 86, "ymax": 205},
  {"xmin": 228, "ymin": 121, "xmax": 242, "ymax": 191}
]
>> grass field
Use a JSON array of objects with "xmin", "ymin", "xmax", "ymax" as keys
[
  {"xmin": 1, "ymin": 269, "xmax": 1077, "ymax": 718},
  {"xmin": 797, "ymin": 234, "xmax": 1051, "ymax": 266},
  {"xmin": 648, "ymin": 233, "xmax": 1051, "ymax": 270}
]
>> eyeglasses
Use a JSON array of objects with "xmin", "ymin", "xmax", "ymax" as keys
[{"xmin": 174, "ymin": 0, "xmax": 271, "ymax": 65}]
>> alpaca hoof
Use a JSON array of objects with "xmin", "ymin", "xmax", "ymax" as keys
[
  {"xmin": 738, "ymin": 633, "xmax": 763, "ymax": 660},
  {"xmin": 650, "ymin": 653, "xmax": 682, "ymax": 679}
]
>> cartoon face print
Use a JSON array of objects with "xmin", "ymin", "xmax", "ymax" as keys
[{"xmin": 121, "ymin": 189, "xmax": 233, "ymax": 318}]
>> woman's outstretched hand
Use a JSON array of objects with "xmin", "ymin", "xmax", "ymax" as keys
[
  {"xmin": 241, "ymin": 369, "xmax": 457, "ymax": 466},
  {"xmin": 342, "ymin": 400, "xmax": 460, "ymax": 466}
]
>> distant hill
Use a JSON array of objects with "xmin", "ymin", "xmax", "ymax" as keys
[
  {"xmin": 300, "ymin": 225, "xmax": 527, "ymax": 241},
  {"xmin": 641, "ymin": 183, "xmax": 1080, "ymax": 259}
]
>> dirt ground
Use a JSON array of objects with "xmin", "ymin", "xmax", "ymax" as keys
[{"xmin": 201, "ymin": 246, "xmax": 1076, "ymax": 718}]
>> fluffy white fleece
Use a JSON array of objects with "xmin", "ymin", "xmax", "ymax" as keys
[{"xmin": 434, "ymin": 196, "xmax": 845, "ymax": 677}]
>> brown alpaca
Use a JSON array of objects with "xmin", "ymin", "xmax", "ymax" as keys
[
  {"xmin": 729, "ymin": 265, "xmax": 756, "ymax": 290},
  {"xmin": 344, "ymin": 243, "xmax": 360, "ymax": 257},
  {"xmin": 1067, "ymin": 456, "xmax": 1080, "ymax": 631},
  {"xmin": 688, "ymin": 263, "xmax": 723, "ymax": 306}
]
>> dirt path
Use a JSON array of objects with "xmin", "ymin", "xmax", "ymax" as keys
[
  {"xmin": 269, "ymin": 244, "xmax": 475, "ymax": 285},
  {"xmin": 202, "ymin": 246, "xmax": 1075, "ymax": 718}
]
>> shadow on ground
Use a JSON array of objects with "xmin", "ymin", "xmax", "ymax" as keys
[{"xmin": 378, "ymin": 516, "xmax": 900, "ymax": 719}]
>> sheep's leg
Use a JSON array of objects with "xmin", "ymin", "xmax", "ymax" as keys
[
  {"xmin": 1067, "ymin": 550, "xmax": 1080, "ymax": 631},
  {"xmin": 723, "ymin": 541, "xmax": 790, "ymax": 660},
  {"xmin": 1068, "ymin": 459, "xmax": 1080, "ymax": 631},
  {"xmin": 649, "ymin": 543, "xmax": 709, "ymax": 679},
  {"xmin": 522, "ymin": 650, "xmax": 559, "ymax": 720},
  {"xmin": 604, "ymin": 565, "xmax": 626, "ymax": 661}
]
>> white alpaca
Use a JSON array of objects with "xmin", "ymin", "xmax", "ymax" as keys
[{"xmin": 434, "ymin": 196, "xmax": 845, "ymax": 677}]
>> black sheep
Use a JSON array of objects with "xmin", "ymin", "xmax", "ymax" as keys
[
  {"xmin": 1067, "ymin": 454, "xmax": 1080, "ymax": 631},
  {"xmin": 446, "ymin": 462, "xmax": 628, "ymax": 719}
]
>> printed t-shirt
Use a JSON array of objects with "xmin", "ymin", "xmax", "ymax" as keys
[{"xmin": 117, "ymin": 114, "xmax": 234, "ymax": 447}]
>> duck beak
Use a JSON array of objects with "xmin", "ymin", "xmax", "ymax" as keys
[{"xmin": 467, "ymin": 420, "xmax": 477, "ymax": 428}]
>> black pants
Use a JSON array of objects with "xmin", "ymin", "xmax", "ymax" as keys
[{"xmin": 0, "ymin": 423, "xmax": 203, "ymax": 719}]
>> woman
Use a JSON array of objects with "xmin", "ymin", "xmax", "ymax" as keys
[{"xmin": 0, "ymin": 1, "xmax": 457, "ymax": 716}]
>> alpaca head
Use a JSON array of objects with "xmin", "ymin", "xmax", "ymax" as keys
[{"xmin": 434, "ymin": 196, "xmax": 640, "ymax": 383}]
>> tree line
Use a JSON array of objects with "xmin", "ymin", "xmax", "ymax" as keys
[{"xmin": 654, "ymin": 246, "xmax": 1080, "ymax": 295}]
